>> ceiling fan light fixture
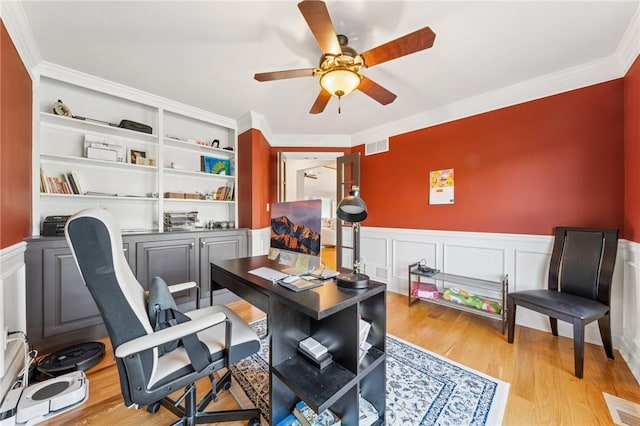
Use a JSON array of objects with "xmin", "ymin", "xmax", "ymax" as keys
[{"xmin": 320, "ymin": 68, "xmax": 361, "ymax": 97}]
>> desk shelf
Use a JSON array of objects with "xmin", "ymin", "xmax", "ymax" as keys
[
  {"xmin": 408, "ymin": 262, "xmax": 508, "ymax": 333},
  {"xmin": 273, "ymin": 355, "xmax": 356, "ymax": 414}
]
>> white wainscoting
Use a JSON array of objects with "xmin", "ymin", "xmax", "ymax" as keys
[
  {"xmin": 619, "ymin": 240, "xmax": 640, "ymax": 383},
  {"xmin": 248, "ymin": 227, "xmax": 271, "ymax": 257},
  {"xmin": 0, "ymin": 241, "xmax": 27, "ymax": 399},
  {"xmin": 360, "ymin": 226, "xmax": 636, "ymax": 382}
]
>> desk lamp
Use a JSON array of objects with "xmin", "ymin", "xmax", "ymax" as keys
[{"xmin": 336, "ymin": 186, "xmax": 369, "ymax": 289}]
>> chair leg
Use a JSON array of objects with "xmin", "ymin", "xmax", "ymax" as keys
[
  {"xmin": 573, "ymin": 320, "xmax": 585, "ymax": 379},
  {"xmin": 507, "ymin": 297, "xmax": 516, "ymax": 343},
  {"xmin": 550, "ymin": 317, "xmax": 558, "ymax": 336},
  {"xmin": 598, "ymin": 314, "xmax": 615, "ymax": 360}
]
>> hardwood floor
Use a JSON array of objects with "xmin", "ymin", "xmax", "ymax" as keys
[{"xmin": 38, "ymin": 292, "xmax": 639, "ymax": 425}]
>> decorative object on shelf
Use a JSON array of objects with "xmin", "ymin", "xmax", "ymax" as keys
[
  {"xmin": 52, "ymin": 99, "xmax": 153, "ymax": 134},
  {"xmin": 417, "ymin": 259, "xmax": 440, "ymax": 275},
  {"xmin": 335, "ymin": 186, "xmax": 369, "ymax": 289},
  {"xmin": 117, "ymin": 119, "xmax": 152, "ymax": 134},
  {"xmin": 297, "ymin": 336, "xmax": 333, "ymax": 369},
  {"xmin": 201, "ymin": 155, "xmax": 231, "ymax": 175},
  {"xmin": 163, "ymin": 211, "xmax": 199, "ymax": 230},
  {"xmin": 211, "ymin": 139, "xmax": 220, "ymax": 148},
  {"xmin": 128, "ymin": 149, "xmax": 146, "ymax": 165}
]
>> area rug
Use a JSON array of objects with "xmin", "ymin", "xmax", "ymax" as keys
[{"xmin": 230, "ymin": 319, "xmax": 509, "ymax": 425}]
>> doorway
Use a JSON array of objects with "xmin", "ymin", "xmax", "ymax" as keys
[{"xmin": 277, "ymin": 151, "xmax": 342, "ymax": 270}]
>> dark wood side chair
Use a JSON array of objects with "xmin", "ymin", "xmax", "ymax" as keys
[{"xmin": 507, "ymin": 226, "xmax": 619, "ymax": 378}]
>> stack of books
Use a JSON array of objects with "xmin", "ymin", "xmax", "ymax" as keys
[{"xmin": 297, "ymin": 337, "xmax": 333, "ymax": 369}]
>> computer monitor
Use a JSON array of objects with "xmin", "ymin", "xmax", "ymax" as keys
[{"xmin": 270, "ymin": 199, "xmax": 322, "ymax": 268}]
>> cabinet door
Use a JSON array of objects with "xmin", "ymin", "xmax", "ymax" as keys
[
  {"xmin": 41, "ymin": 243, "xmax": 132, "ymax": 338},
  {"xmin": 200, "ymin": 233, "xmax": 247, "ymax": 300},
  {"xmin": 136, "ymin": 237, "xmax": 197, "ymax": 305}
]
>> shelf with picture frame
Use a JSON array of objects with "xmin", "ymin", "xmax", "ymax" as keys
[{"xmin": 34, "ymin": 65, "xmax": 238, "ymax": 235}]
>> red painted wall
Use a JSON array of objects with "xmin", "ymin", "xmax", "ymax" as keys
[
  {"xmin": 238, "ymin": 129, "xmax": 271, "ymax": 229},
  {"xmin": 1, "ymin": 21, "xmax": 32, "ymax": 248},
  {"xmin": 359, "ymin": 80, "xmax": 625, "ymax": 235},
  {"xmin": 624, "ymin": 55, "xmax": 640, "ymax": 242}
]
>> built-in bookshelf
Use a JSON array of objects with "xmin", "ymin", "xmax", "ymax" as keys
[{"xmin": 34, "ymin": 64, "xmax": 238, "ymax": 234}]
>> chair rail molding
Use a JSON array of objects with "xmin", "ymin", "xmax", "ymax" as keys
[{"xmin": 360, "ymin": 226, "xmax": 637, "ymax": 383}]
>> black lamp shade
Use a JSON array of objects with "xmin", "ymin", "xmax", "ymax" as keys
[{"xmin": 336, "ymin": 192, "xmax": 367, "ymax": 223}]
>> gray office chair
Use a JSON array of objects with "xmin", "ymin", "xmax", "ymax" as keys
[
  {"xmin": 65, "ymin": 207, "xmax": 260, "ymax": 425},
  {"xmin": 507, "ymin": 226, "xmax": 619, "ymax": 378}
]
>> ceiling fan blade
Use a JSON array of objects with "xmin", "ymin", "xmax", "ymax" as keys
[
  {"xmin": 358, "ymin": 76, "xmax": 397, "ymax": 105},
  {"xmin": 310, "ymin": 89, "xmax": 332, "ymax": 114},
  {"xmin": 360, "ymin": 26, "xmax": 436, "ymax": 68},
  {"xmin": 298, "ymin": 0, "xmax": 341, "ymax": 56},
  {"xmin": 254, "ymin": 68, "xmax": 315, "ymax": 82}
]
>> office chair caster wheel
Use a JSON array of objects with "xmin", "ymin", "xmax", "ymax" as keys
[
  {"xmin": 146, "ymin": 401, "xmax": 161, "ymax": 414},
  {"xmin": 222, "ymin": 380, "xmax": 231, "ymax": 391},
  {"xmin": 247, "ymin": 418, "xmax": 260, "ymax": 426}
]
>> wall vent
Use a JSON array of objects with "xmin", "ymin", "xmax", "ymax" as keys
[{"xmin": 365, "ymin": 138, "xmax": 389, "ymax": 156}]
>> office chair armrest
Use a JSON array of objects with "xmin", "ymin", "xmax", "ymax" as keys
[
  {"xmin": 168, "ymin": 281, "xmax": 201, "ymax": 308},
  {"xmin": 115, "ymin": 311, "xmax": 227, "ymax": 358},
  {"xmin": 168, "ymin": 281, "xmax": 198, "ymax": 293}
]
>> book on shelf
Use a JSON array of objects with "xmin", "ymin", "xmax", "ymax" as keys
[
  {"xmin": 214, "ymin": 185, "xmax": 234, "ymax": 201},
  {"xmin": 292, "ymin": 401, "xmax": 341, "ymax": 426},
  {"xmin": 359, "ymin": 341, "xmax": 372, "ymax": 362},
  {"xmin": 201, "ymin": 155, "xmax": 231, "ymax": 175},
  {"xmin": 359, "ymin": 318, "xmax": 372, "ymax": 361},
  {"xmin": 71, "ymin": 170, "xmax": 87, "ymax": 194},
  {"xmin": 40, "ymin": 168, "xmax": 88, "ymax": 195},
  {"xmin": 276, "ymin": 413, "xmax": 302, "ymax": 426},
  {"xmin": 359, "ymin": 318, "xmax": 371, "ymax": 348}
]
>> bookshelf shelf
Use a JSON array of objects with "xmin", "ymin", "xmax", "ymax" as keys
[
  {"xmin": 35, "ymin": 67, "xmax": 238, "ymax": 234},
  {"xmin": 40, "ymin": 112, "xmax": 158, "ymax": 145}
]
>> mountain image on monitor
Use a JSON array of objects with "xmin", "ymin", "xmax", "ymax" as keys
[{"xmin": 271, "ymin": 200, "xmax": 321, "ymax": 257}]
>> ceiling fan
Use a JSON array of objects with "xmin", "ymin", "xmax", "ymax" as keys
[{"xmin": 254, "ymin": 0, "xmax": 436, "ymax": 114}]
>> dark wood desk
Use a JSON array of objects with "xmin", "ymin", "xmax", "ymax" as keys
[{"xmin": 211, "ymin": 256, "xmax": 386, "ymax": 425}]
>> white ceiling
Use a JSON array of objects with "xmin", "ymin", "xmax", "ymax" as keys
[{"xmin": 17, "ymin": 1, "xmax": 639, "ymax": 138}]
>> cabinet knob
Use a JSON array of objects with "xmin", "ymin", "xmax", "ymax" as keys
[
  {"xmin": 190, "ymin": 242, "xmax": 195, "ymax": 249},
  {"xmin": 201, "ymin": 241, "xmax": 205, "ymax": 248}
]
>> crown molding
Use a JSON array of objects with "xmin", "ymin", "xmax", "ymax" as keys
[
  {"xmin": 38, "ymin": 62, "xmax": 237, "ymax": 129},
  {"xmin": 268, "ymin": 133, "xmax": 352, "ymax": 148},
  {"xmin": 351, "ymin": 53, "xmax": 624, "ymax": 145},
  {"xmin": 617, "ymin": 2, "xmax": 640, "ymax": 75},
  {"xmin": 0, "ymin": 0, "xmax": 41, "ymax": 79},
  {"xmin": 237, "ymin": 111, "xmax": 273, "ymax": 141},
  {"xmin": 239, "ymin": 111, "xmax": 351, "ymax": 147}
]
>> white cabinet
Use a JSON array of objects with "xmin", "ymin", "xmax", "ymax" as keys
[{"xmin": 34, "ymin": 65, "xmax": 238, "ymax": 234}]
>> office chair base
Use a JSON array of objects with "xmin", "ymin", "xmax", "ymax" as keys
[{"xmin": 154, "ymin": 372, "xmax": 260, "ymax": 426}]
